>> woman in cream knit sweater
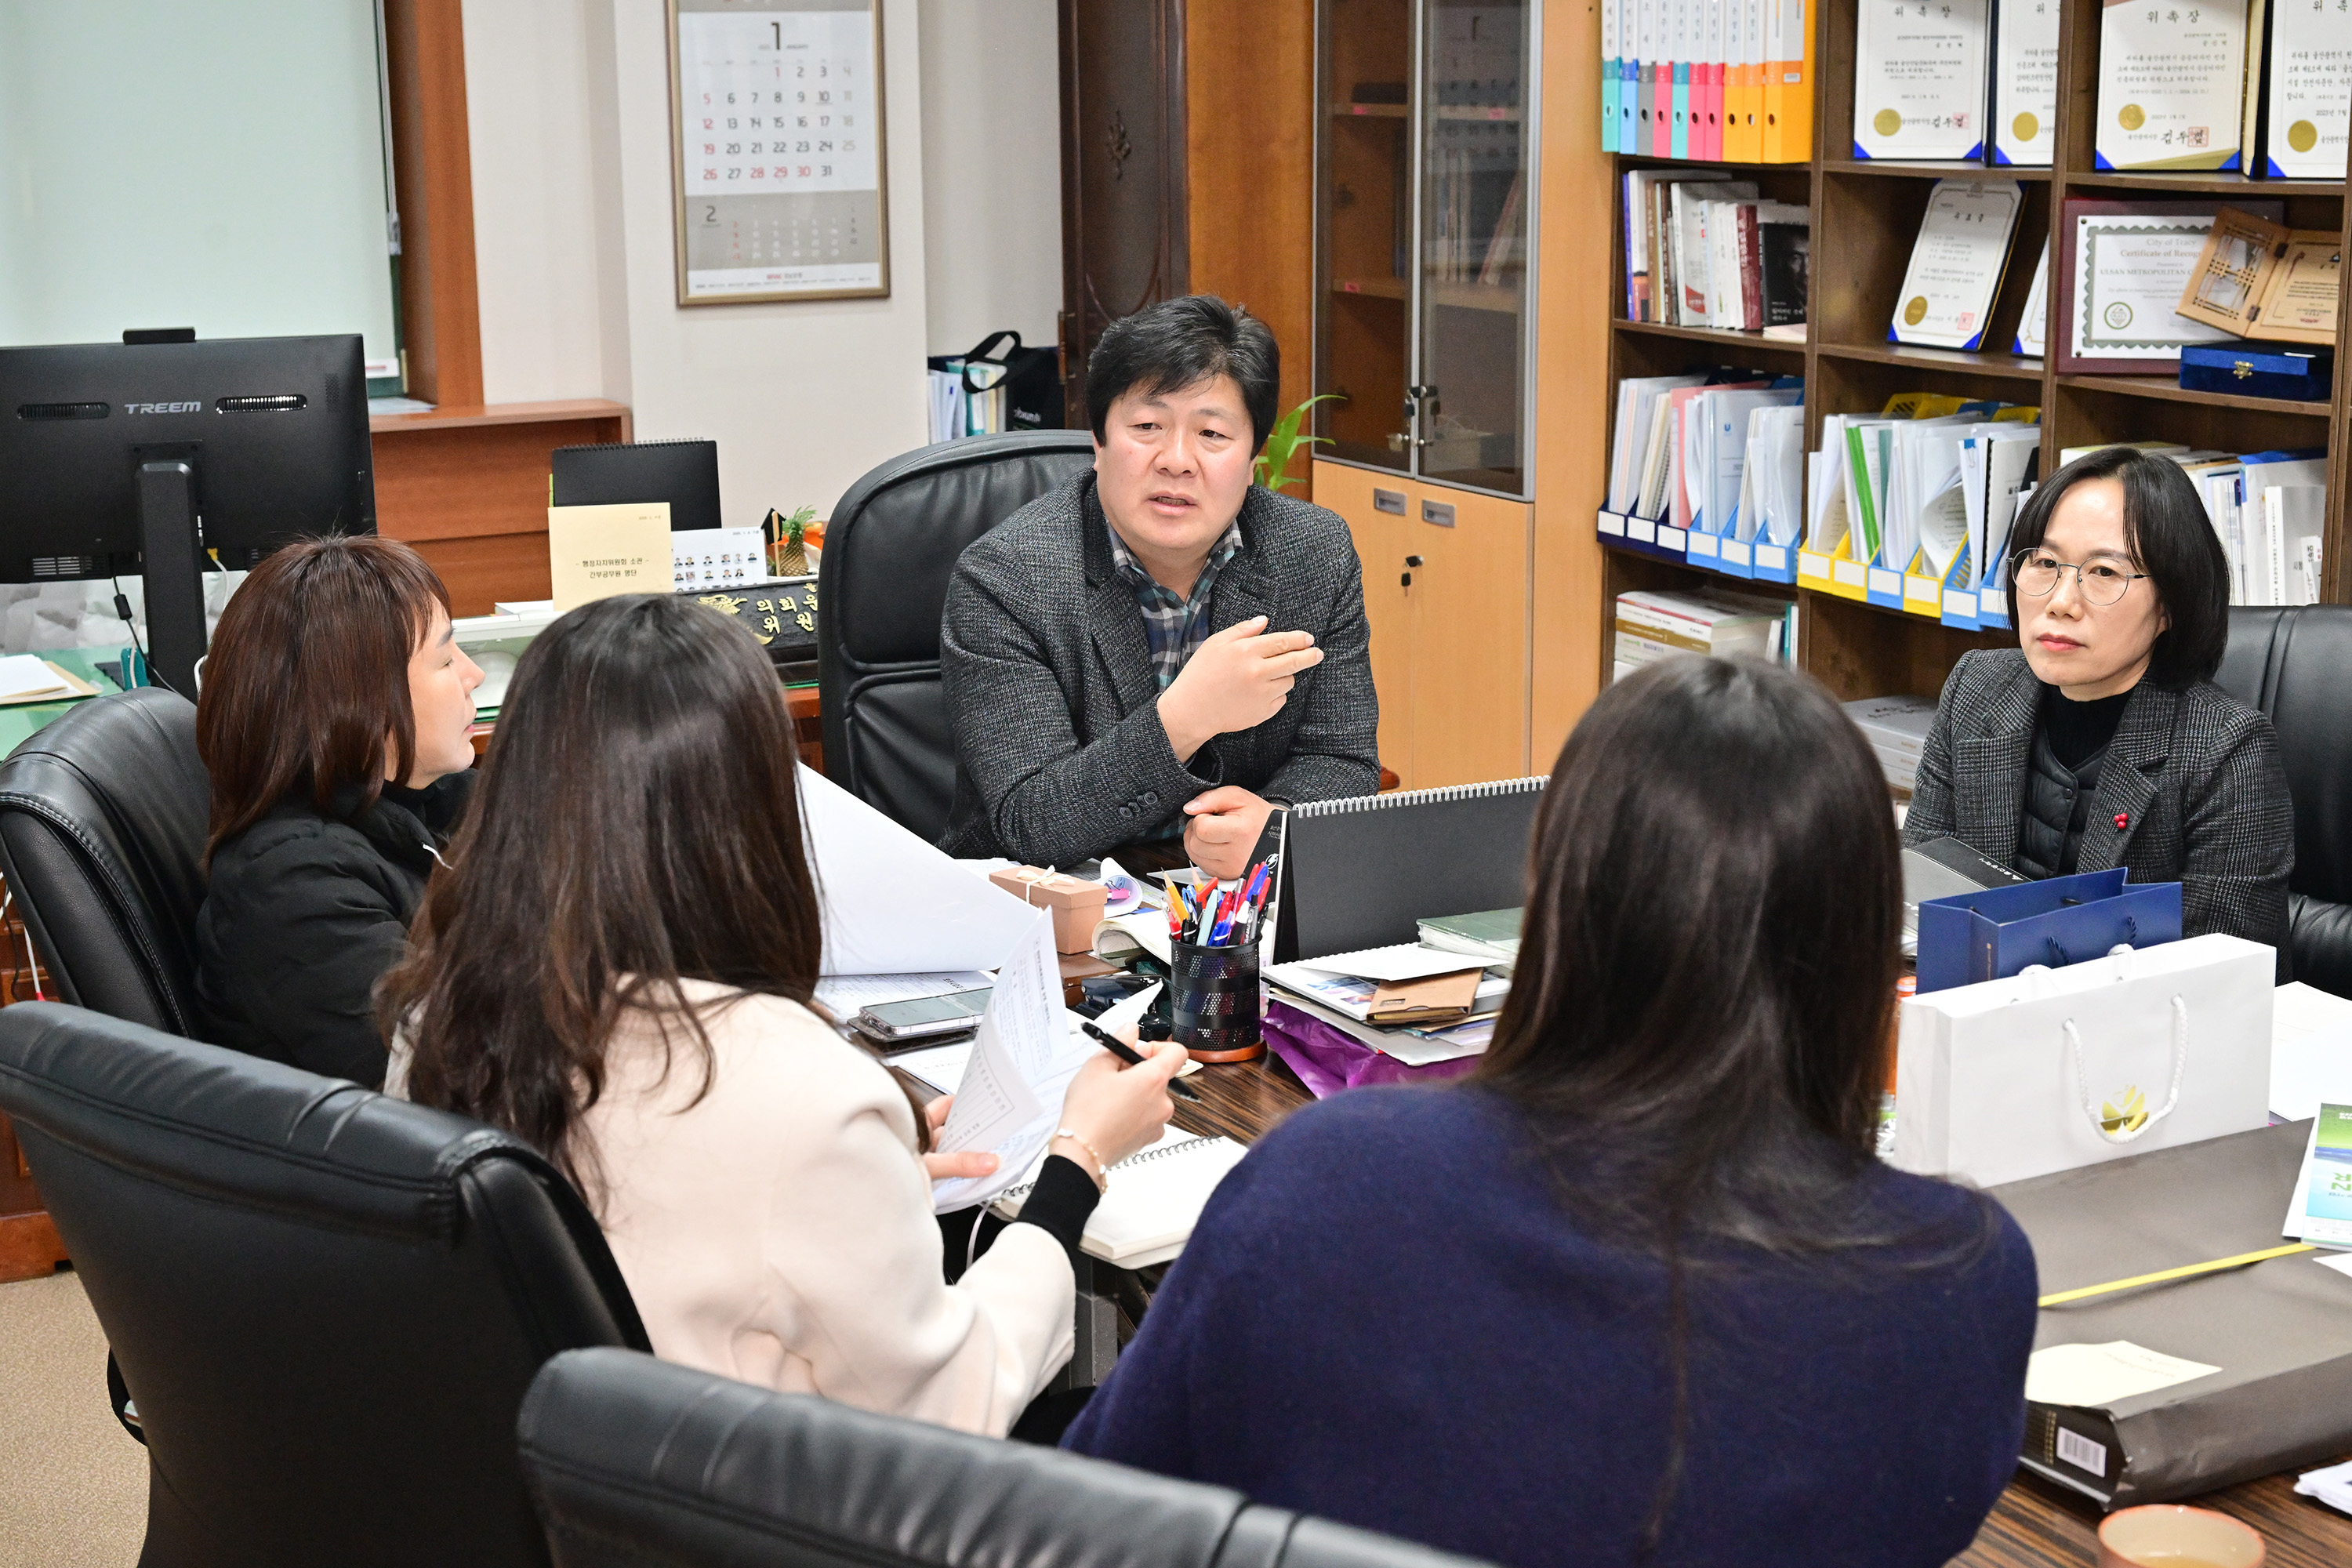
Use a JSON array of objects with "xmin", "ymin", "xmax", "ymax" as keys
[{"xmin": 383, "ymin": 594, "xmax": 1181, "ymax": 1437}]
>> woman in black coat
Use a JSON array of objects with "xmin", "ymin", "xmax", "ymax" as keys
[{"xmin": 193, "ymin": 536, "xmax": 483, "ymax": 1085}]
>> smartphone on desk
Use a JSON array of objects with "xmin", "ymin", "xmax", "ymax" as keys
[{"xmin": 855, "ymin": 988, "xmax": 992, "ymax": 1044}]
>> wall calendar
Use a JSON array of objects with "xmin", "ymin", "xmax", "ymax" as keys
[{"xmin": 667, "ymin": 0, "xmax": 890, "ymax": 305}]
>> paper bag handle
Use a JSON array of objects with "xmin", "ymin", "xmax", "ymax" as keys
[{"xmin": 2064, "ymin": 994, "xmax": 2188, "ymax": 1145}]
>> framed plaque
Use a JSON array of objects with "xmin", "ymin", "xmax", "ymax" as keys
[
  {"xmin": 2054, "ymin": 198, "xmax": 2282, "ymax": 373},
  {"xmin": 667, "ymin": 0, "xmax": 890, "ymax": 305}
]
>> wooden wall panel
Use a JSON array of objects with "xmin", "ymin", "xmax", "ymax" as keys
[
  {"xmin": 406, "ymin": 533, "xmax": 557, "ymax": 618},
  {"xmin": 371, "ymin": 403, "xmax": 629, "ymax": 615},
  {"xmin": 1185, "ymin": 0, "xmax": 1318, "ymax": 493},
  {"xmin": 383, "ymin": 0, "xmax": 484, "ymax": 408},
  {"xmin": 1528, "ymin": 0, "xmax": 1614, "ymax": 766}
]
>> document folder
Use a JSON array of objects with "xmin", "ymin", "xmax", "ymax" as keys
[
  {"xmin": 1994, "ymin": 1121, "xmax": 2352, "ymax": 1506},
  {"xmin": 1916, "ymin": 869, "xmax": 2184, "ymax": 993}
]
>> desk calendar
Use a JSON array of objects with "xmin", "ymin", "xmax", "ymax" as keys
[{"xmin": 667, "ymin": 0, "xmax": 890, "ymax": 304}]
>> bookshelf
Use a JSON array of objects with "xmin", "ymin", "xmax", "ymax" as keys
[{"xmin": 1596, "ymin": 0, "xmax": 2352, "ymax": 707}]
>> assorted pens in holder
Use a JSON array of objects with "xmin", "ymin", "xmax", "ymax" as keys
[
  {"xmin": 1162, "ymin": 855, "xmax": 1279, "ymax": 950},
  {"xmin": 1158, "ymin": 826, "xmax": 1283, "ymax": 1062},
  {"xmin": 1167, "ymin": 939, "xmax": 1261, "ymax": 1060}
]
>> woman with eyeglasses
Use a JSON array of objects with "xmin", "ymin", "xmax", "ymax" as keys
[{"xmin": 1904, "ymin": 444, "xmax": 2292, "ymax": 972}]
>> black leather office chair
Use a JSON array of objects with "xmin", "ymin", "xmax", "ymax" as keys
[
  {"xmin": 2215, "ymin": 605, "xmax": 2352, "ymax": 995},
  {"xmin": 819, "ymin": 430, "xmax": 1096, "ymax": 838},
  {"xmin": 0, "ymin": 687, "xmax": 210, "ymax": 1035},
  {"xmin": 0, "ymin": 1001, "xmax": 649, "ymax": 1568},
  {"xmin": 519, "ymin": 1348, "xmax": 1494, "ymax": 1568}
]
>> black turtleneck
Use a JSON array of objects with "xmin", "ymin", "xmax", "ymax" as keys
[{"xmin": 2040, "ymin": 685, "xmax": 2132, "ymax": 772}]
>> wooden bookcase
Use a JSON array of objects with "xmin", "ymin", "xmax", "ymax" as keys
[{"xmin": 1597, "ymin": 0, "xmax": 2352, "ymax": 706}]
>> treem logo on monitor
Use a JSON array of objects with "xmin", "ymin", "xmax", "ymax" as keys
[{"xmin": 123, "ymin": 401, "xmax": 201, "ymax": 414}]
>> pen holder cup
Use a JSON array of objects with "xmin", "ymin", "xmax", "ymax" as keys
[{"xmin": 1168, "ymin": 939, "xmax": 1264, "ymax": 1063}]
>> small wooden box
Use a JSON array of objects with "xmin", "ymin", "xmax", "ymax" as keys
[{"xmin": 989, "ymin": 866, "xmax": 1109, "ymax": 953}]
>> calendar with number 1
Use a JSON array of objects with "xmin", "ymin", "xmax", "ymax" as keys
[{"xmin": 668, "ymin": 0, "xmax": 890, "ymax": 304}]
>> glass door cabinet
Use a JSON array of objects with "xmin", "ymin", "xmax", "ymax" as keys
[{"xmin": 1315, "ymin": 0, "xmax": 1536, "ymax": 499}]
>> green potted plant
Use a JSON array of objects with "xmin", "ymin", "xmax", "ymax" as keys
[{"xmin": 1253, "ymin": 393, "xmax": 1341, "ymax": 492}]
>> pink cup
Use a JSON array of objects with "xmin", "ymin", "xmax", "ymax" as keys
[{"xmin": 2096, "ymin": 1504, "xmax": 2265, "ymax": 1568}]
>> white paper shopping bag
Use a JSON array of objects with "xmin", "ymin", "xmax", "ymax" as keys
[{"xmin": 1891, "ymin": 932, "xmax": 2274, "ymax": 1188}]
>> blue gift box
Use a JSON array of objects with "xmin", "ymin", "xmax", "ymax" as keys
[
  {"xmin": 1915, "ymin": 869, "xmax": 2183, "ymax": 993},
  {"xmin": 2180, "ymin": 343, "xmax": 2334, "ymax": 403}
]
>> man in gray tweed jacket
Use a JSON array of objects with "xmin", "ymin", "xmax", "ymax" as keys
[{"xmin": 938, "ymin": 296, "xmax": 1378, "ymax": 878}]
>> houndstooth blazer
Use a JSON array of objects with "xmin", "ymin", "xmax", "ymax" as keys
[
  {"xmin": 1903, "ymin": 648, "xmax": 2294, "ymax": 978},
  {"xmin": 937, "ymin": 473, "xmax": 1379, "ymax": 866}
]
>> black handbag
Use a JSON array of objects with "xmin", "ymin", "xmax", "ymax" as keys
[{"xmin": 937, "ymin": 330, "xmax": 1065, "ymax": 432}]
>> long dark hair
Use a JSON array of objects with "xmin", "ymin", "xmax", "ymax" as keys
[
  {"xmin": 2005, "ymin": 444, "xmax": 2230, "ymax": 686},
  {"xmin": 196, "ymin": 535, "xmax": 451, "ymax": 860},
  {"xmin": 1475, "ymin": 655, "xmax": 1991, "ymax": 1555},
  {"xmin": 384, "ymin": 594, "xmax": 823, "ymax": 1203}
]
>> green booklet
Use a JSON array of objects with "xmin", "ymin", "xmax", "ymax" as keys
[{"xmin": 1417, "ymin": 908, "xmax": 1522, "ymax": 963}]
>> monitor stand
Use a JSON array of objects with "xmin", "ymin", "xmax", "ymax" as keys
[{"xmin": 135, "ymin": 460, "xmax": 208, "ymax": 698}]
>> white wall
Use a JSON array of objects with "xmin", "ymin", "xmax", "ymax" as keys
[
  {"xmin": 915, "ymin": 0, "xmax": 1062, "ymax": 357},
  {"xmin": 465, "ymin": 0, "xmax": 931, "ymax": 521},
  {"xmin": 463, "ymin": 0, "xmax": 611, "ymax": 405},
  {"xmin": 460, "ymin": 0, "xmax": 1060, "ymax": 519}
]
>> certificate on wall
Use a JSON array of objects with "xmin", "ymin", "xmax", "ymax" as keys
[
  {"xmin": 667, "ymin": 0, "xmax": 890, "ymax": 305},
  {"xmin": 2093, "ymin": 0, "xmax": 2249, "ymax": 171},
  {"xmin": 2013, "ymin": 240, "xmax": 2049, "ymax": 356},
  {"xmin": 1991, "ymin": 0, "xmax": 2060, "ymax": 165},
  {"xmin": 1852, "ymin": 0, "xmax": 1989, "ymax": 160},
  {"xmin": 2264, "ymin": 0, "xmax": 2352, "ymax": 177},
  {"xmin": 2056, "ymin": 198, "xmax": 2284, "ymax": 372},
  {"xmin": 1889, "ymin": 179, "xmax": 2022, "ymax": 350}
]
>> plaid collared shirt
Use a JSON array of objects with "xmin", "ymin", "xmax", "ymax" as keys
[{"xmin": 1105, "ymin": 515, "xmax": 1245, "ymax": 691}]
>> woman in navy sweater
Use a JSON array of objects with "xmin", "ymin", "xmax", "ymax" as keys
[{"xmin": 1065, "ymin": 655, "xmax": 2039, "ymax": 1568}]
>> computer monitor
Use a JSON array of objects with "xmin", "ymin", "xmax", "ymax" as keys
[{"xmin": 0, "ymin": 334, "xmax": 376, "ymax": 695}]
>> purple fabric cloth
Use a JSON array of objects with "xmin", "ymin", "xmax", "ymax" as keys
[{"xmin": 1261, "ymin": 1000, "xmax": 1481, "ymax": 1096}]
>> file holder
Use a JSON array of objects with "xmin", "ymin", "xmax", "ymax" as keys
[
  {"xmin": 1749, "ymin": 536, "xmax": 1798, "ymax": 583},
  {"xmin": 1900, "ymin": 544, "xmax": 1947, "ymax": 620},
  {"xmin": 1167, "ymin": 940, "xmax": 1263, "ymax": 1062},
  {"xmin": 1939, "ymin": 543, "xmax": 1982, "ymax": 630}
]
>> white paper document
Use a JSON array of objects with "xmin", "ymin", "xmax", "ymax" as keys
[
  {"xmin": 2024, "ymin": 1341, "xmax": 2223, "ymax": 1408},
  {"xmin": 1853, "ymin": 0, "xmax": 1988, "ymax": 159},
  {"xmin": 1890, "ymin": 180, "xmax": 2021, "ymax": 350},
  {"xmin": 2094, "ymin": 0, "xmax": 2249, "ymax": 171},
  {"xmin": 797, "ymin": 764, "xmax": 1036, "ymax": 975},
  {"xmin": 0, "ymin": 655, "xmax": 70, "ymax": 702},
  {"xmin": 2266, "ymin": 3, "xmax": 2352, "ymax": 177},
  {"xmin": 890, "ymin": 1040, "xmax": 975, "ymax": 1096},
  {"xmin": 1294, "ymin": 944, "xmax": 1493, "ymax": 983},
  {"xmin": 2014, "ymin": 241, "xmax": 2049, "ymax": 356},
  {"xmin": 1991, "ymin": 0, "xmax": 2060, "ymax": 165},
  {"xmin": 929, "ymin": 913, "xmax": 1093, "ymax": 1212}
]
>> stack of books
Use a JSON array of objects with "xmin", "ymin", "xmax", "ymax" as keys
[
  {"xmin": 1621, "ymin": 170, "xmax": 1807, "ymax": 336},
  {"xmin": 1844, "ymin": 695, "xmax": 1939, "ymax": 793},
  {"xmin": 1612, "ymin": 589, "xmax": 1791, "ymax": 684}
]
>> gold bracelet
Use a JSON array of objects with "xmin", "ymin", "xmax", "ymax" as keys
[{"xmin": 1052, "ymin": 1129, "xmax": 1109, "ymax": 1193}]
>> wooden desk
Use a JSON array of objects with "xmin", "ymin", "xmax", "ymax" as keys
[{"xmin": 1163, "ymin": 1053, "xmax": 2352, "ymax": 1568}]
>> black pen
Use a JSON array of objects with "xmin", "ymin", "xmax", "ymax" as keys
[{"xmin": 1080, "ymin": 1017, "xmax": 1203, "ymax": 1102}]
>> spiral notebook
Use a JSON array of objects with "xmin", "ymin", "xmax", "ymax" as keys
[
  {"xmin": 990, "ymin": 1129, "xmax": 1248, "ymax": 1268},
  {"xmin": 1273, "ymin": 778, "xmax": 1546, "ymax": 963}
]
